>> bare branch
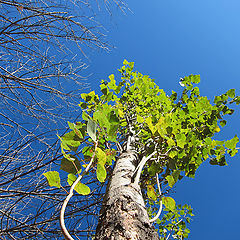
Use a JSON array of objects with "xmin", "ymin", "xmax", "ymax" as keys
[{"xmin": 0, "ymin": 0, "xmax": 127, "ymax": 238}]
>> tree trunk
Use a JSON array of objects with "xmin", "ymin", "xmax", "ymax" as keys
[{"xmin": 95, "ymin": 150, "xmax": 159, "ymax": 240}]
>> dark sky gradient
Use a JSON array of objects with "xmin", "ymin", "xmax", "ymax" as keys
[{"xmin": 81, "ymin": 1, "xmax": 240, "ymax": 239}]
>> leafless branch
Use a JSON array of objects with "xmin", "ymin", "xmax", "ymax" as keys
[{"xmin": 0, "ymin": 0, "xmax": 128, "ymax": 238}]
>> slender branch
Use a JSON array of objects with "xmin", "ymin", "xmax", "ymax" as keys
[
  {"xmin": 116, "ymin": 141, "xmax": 123, "ymax": 153},
  {"xmin": 165, "ymin": 218, "xmax": 184, "ymax": 240},
  {"xmin": 149, "ymin": 173, "xmax": 162, "ymax": 223},
  {"xmin": 133, "ymin": 151, "xmax": 157, "ymax": 184},
  {"xmin": 60, "ymin": 140, "xmax": 98, "ymax": 240}
]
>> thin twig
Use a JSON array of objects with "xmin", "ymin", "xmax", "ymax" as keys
[{"xmin": 166, "ymin": 218, "xmax": 184, "ymax": 240}]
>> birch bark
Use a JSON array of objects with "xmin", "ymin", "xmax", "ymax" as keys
[{"xmin": 95, "ymin": 150, "xmax": 159, "ymax": 240}]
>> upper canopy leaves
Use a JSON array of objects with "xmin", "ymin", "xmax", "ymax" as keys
[{"xmin": 45, "ymin": 60, "xmax": 239, "ymax": 202}]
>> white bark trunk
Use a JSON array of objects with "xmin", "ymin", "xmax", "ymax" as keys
[{"xmin": 95, "ymin": 150, "xmax": 159, "ymax": 240}]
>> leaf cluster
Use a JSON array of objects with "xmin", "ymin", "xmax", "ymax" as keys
[
  {"xmin": 158, "ymin": 204, "xmax": 194, "ymax": 240},
  {"xmin": 44, "ymin": 60, "xmax": 240, "ymax": 238}
]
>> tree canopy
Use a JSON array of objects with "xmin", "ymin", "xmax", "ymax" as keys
[{"xmin": 45, "ymin": 60, "xmax": 240, "ymax": 239}]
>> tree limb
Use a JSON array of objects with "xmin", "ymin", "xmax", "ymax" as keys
[
  {"xmin": 133, "ymin": 151, "xmax": 157, "ymax": 184},
  {"xmin": 60, "ymin": 140, "xmax": 98, "ymax": 240},
  {"xmin": 149, "ymin": 174, "xmax": 162, "ymax": 223}
]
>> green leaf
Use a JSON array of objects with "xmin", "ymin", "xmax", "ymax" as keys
[
  {"xmin": 146, "ymin": 117, "xmax": 156, "ymax": 134},
  {"xmin": 107, "ymin": 124, "xmax": 118, "ymax": 142},
  {"xmin": 67, "ymin": 121, "xmax": 75, "ymax": 130},
  {"xmin": 172, "ymin": 170, "xmax": 180, "ymax": 181},
  {"xmin": 96, "ymin": 147, "xmax": 107, "ymax": 165},
  {"xmin": 96, "ymin": 164, "xmax": 107, "ymax": 182},
  {"xmin": 169, "ymin": 150, "xmax": 178, "ymax": 159},
  {"xmin": 67, "ymin": 174, "xmax": 90, "ymax": 195},
  {"xmin": 87, "ymin": 119, "xmax": 97, "ymax": 142},
  {"xmin": 220, "ymin": 120, "xmax": 227, "ymax": 127},
  {"xmin": 176, "ymin": 133, "xmax": 186, "ymax": 148},
  {"xmin": 109, "ymin": 111, "xmax": 119, "ymax": 125},
  {"xmin": 117, "ymin": 108, "xmax": 124, "ymax": 118},
  {"xmin": 75, "ymin": 183, "xmax": 90, "ymax": 195},
  {"xmin": 67, "ymin": 173, "xmax": 76, "ymax": 186},
  {"xmin": 61, "ymin": 141, "xmax": 71, "ymax": 151},
  {"xmin": 108, "ymin": 74, "xmax": 117, "ymax": 91},
  {"xmin": 61, "ymin": 131, "xmax": 81, "ymax": 148},
  {"xmin": 167, "ymin": 138, "xmax": 175, "ymax": 147},
  {"xmin": 162, "ymin": 196, "xmax": 176, "ymax": 211},
  {"xmin": 214, "ymin": 125, "xmax": 221, "ymax": 133},
  {"xmin": 147, "ymin": 185, "xmax": 157, "ymax": 201},
  {"xmin": 43, "ymin": 171, "xmax": 61, "ymax": 188},
  {"xmin": 82, "ymin": 111, "xmax": 89, "ymax": 121},
  {"xmin": 166, "ymin": 175, "xmax": 175, "ymax": 188},
  {"xmin": 79, "ymin": 102, "xmax": 87, "ymax": 109},
  {"xmin": 80, "ymin": 91, "xmax": 96, "ymax": 102},
  {"xmin": 230, "ymin": 148, "xmax": 238, "ymax": 157},
  {"xmin": 225, "ymin": 135, "xmax": 239, "ymax": 149},
  {"xmin": 190, "ymin": 74, "xmax": 200, "ymax": 84},
  {"xmin": 156, "ymin": 117, "xmax": 167, "ymax": 137},
  {"xmin": 192, "ymin": 86, "xmax": 200, "ymax": 96},
  {"xmin": 74, "ymin": 128, "xmax": 84, "ymax": 139},
  {"xmin": 93, "ymin": 110, "xmax": 110, "ymax": 129},
  {"xmin": 61, "ymin": 157, "xmax": 81, "ymax": 174},
  {"xmin": 137, "ymin": 115, "xmax": 144, "ymax": 123},
  {"xmin": 226, "ymin": 89, "xmax": 235, "ymax": 98},
  {"xmin": 232, "ymin": 96, "xmax": 240, "ymax": 105},
  {"xmin": 148, "ymin": 162, "xmax": 162, "ymax": 176}
]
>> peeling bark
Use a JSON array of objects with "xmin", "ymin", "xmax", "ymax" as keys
[{"xmin": 95, "ymin": 150, "xmax": 159, "ymax": 240}]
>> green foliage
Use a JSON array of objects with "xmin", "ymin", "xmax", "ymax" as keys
[
  {"xmin": 96, "ymin": 147, "xmax": 107, "ymax": 182},
  {"xmin": 87, "ymin": 119, "xmax": 97, "ymax": 142},
  {"xmin": 67, "ymin": 174, "xmax": 90, "ymax": 195},
  {"xmin": 43, "ymin": 60, "xmax": 239, "ymax": 238},
  {"xmin": 60, "ymin": 157, "xmax": 81, "ymax": 174},
  {"xmin": 166, "ymin": 170, "xmax": 180, "ymax": 188},
  {"xmin": 147, "ymin": 184, "xmax": 157, "ymax": 201},
  {"xmin": 158, "ymin": 204, "xmax": 194, "ymax": 240},
  {"xmin": 162, "ymin": 197, "xmax": 176, "ymax": 211},
  {"xmin": 43, "ymin": 171, "xmax": 61, "ymax": 188}
]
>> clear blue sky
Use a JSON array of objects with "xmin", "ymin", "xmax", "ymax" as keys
[{"xmin": 83, "ymin": 0, "xmax": 240, "ymax": 239}]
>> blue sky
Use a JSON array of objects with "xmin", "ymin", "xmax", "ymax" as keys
[{"xmin": 83, "ymin": 0, "xmax": 240, "ymax": 239}]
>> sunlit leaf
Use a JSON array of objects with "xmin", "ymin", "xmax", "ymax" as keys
[
  {"xmin": 82, "ymin": 111, "xmax": 89, "ymax": 121},
  {"xmin": 226, "ymin": 89, "xmax": 235, "ymax": 98},
  {"xmin": 214, "ymin": 126, "xmax": 221, "ymax": 133},
  {"xmin": 176, "ymin": 133, "xmax": 186, "ymax": 148},
  {"xmin": 147, "ymin": 185, "xmax": 157, "ymax": 201},
  {"xmin": 67, "ymin": 121, "xmax": 75, "ymax": 130},
  {"xmin": 43, "ymin": 171, "xmax": 61, "ymax": 188},
  {"xmin": 67, "ymin": 174, "xmax": 90, "ymax": 195},
  {"xmin": 225, "ymin": 135, "xmax": 239, "ymax": 149},
  {"xmin": 108, "ymin": 74, "xmax": 117, "ymax": 91},
  {"xmin": 166, "ymin": 175, "xmax": 175, "ymax": 188},
  {"xmin": 162, "ymin": 196, "xmax": 176, "ymax": 211},
  {"xmin": 96, "ymin": 147, "xmax": 107, "ymax": 165},
  {"xmin": 96, "ymin": 164, "xmax": 107, "ymax": 182},
  {"xmin": 87, "ymin": 119, "xmax": 97, "ymax": 142}
]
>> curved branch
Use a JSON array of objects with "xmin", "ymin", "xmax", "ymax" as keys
[
  {"xmin": 149, "ymin": 173, "xmax": 162, "ymax": 223},
  {"xmin": 60, "ymin": 140, "xmax": 98, "ymax": 240},
  {"xmin": 133, "ymin": 151, "xmax": 157, "ymax": 184}
]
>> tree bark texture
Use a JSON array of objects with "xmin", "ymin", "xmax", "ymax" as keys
[{"xmin": 95, "ymin": 150, "xmax": 159, "ymax": 240}]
